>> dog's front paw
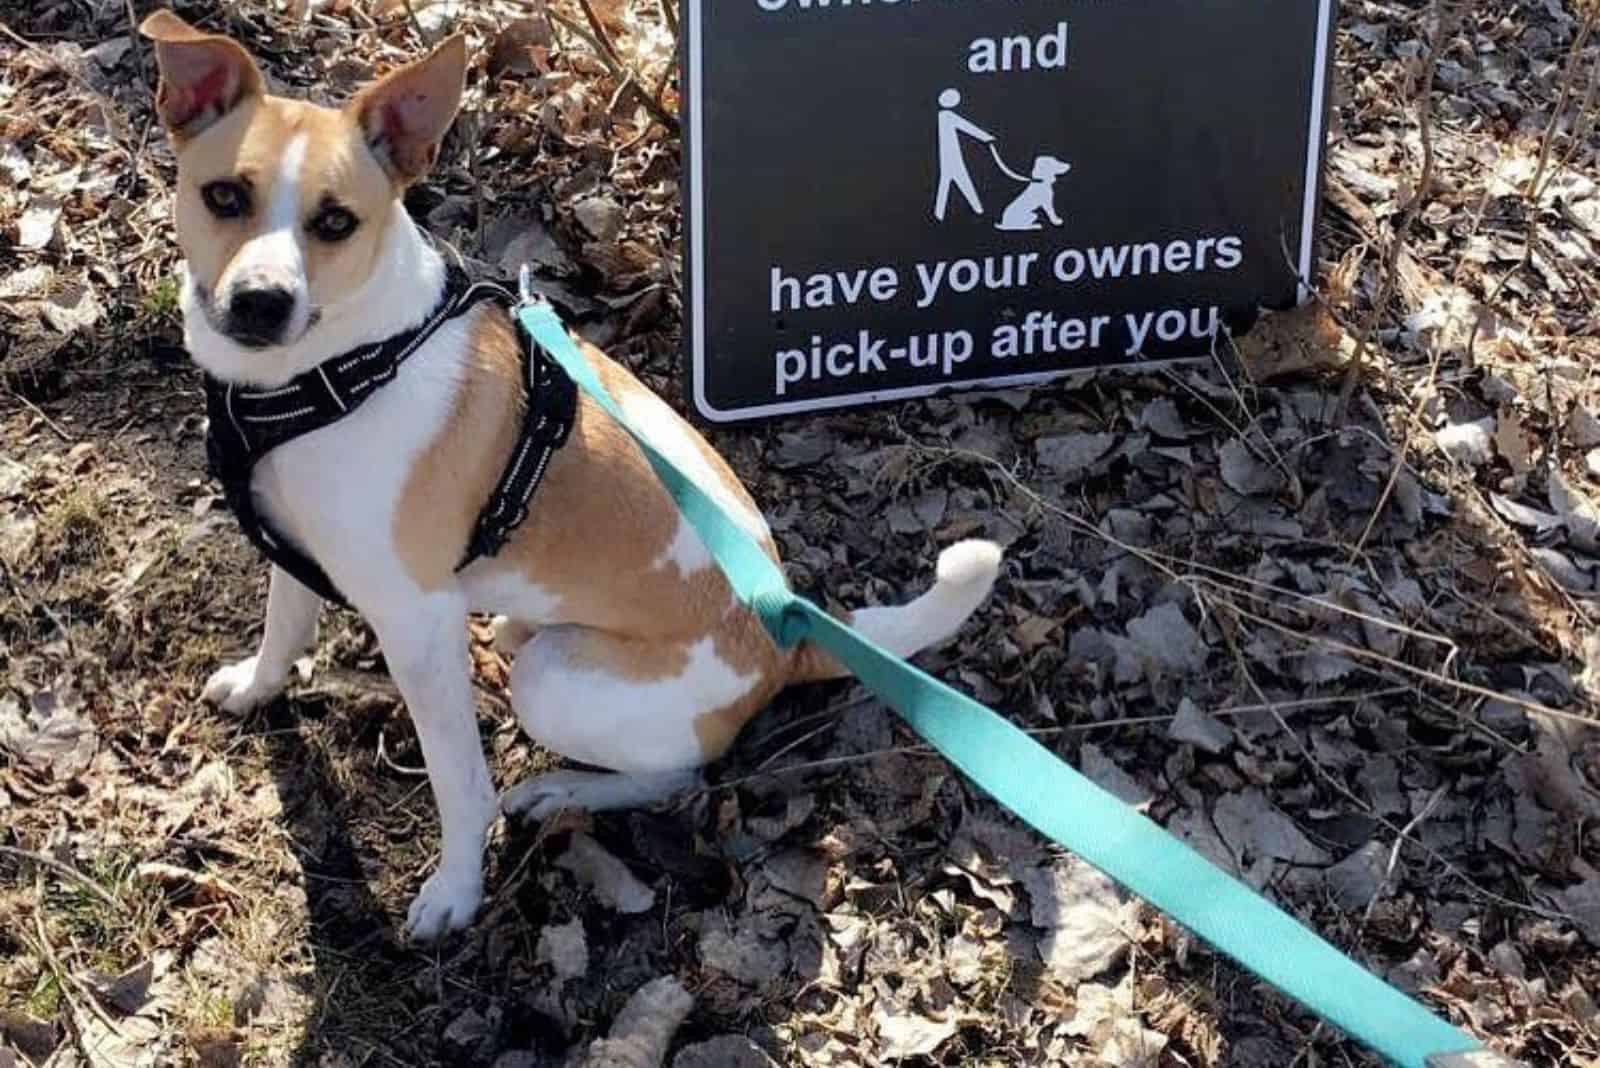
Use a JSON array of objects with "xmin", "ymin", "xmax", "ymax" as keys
[
  {"xmin": 201, "ymin": 656, "xmax": 286, "ymax": 714},
  {"xmin": 404, "ymin": 866, "xmax": 482, "ymax": 943}
]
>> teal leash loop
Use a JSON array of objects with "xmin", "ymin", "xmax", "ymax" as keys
[
  {"xmin": 511, "ymin": 274, "xmax": 1520, "ymax": 1068},
  {"xmin": 750, "ymin": 589, "xmax": 812, "ymax": 650}
]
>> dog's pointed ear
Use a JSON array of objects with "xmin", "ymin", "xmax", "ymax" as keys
[
  {"xmin": 350, "ymin": 34, "xmax": 467, "ymax": 186},
  {"xmin": 139, "ymin": 10, "xmax": 264, "ymax": 139}
]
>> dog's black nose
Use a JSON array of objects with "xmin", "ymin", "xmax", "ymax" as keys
[{"xmin": 227, "ymin": 286, "xmax": 295, "ymax": 346}]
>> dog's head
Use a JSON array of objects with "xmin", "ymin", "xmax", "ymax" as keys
[
  {"xmin": 140, "ymin": 11, "xmax": 465, "ymax": 379},
  {"xmin": 1030, "ymin": 155, "xmax": 1072, "ymax": 182}
]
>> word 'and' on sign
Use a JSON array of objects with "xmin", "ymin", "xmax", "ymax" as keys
[{"xmin": 684, "ymin": 0, "xmax": 1337, "ymax": 422}]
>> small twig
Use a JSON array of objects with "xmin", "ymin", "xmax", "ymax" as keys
[
  {"xmin": 605, "ymin": 69, "xmax": 639, "ymax": 116},
  {"xmin": 465, "ymin": 108, "xmax": 486, "ymax": 254},
  {"xmin": 3, "ymin": 382, "xmax": 75, "ymax": 443},
  {"xmin": 1554, "ymin": 36, "xmax": 1600, "ymax": 177},
  {"xmin": 1333, "ymin": 0, "xmax": 1461, "ymax": 420},
  {"xmin": 1209, "ymin": 333, "xmax": 1303, "ymax": 504},
  {"xmin": 650, "ymin": 14, "xmax": 678, "ymax": 109},
  {"xmin": 575, "ymin": 0, "xmax": 623, "ymax": 65},
  {"xmin": 122, "ymin": 0, "xmax": 148, "ymax": 88},
  {"xmin": 0, "ymin": 845, "xmax": 122, "ymax": 911},
  {"xmin": 1360, "ymin": 784, "xmax": 1446, "ymax": 934},
  {"xmin": 376, "ymin": 730, "xmax": 429, "ymax": 777},
  {"xmin": 399, "ymin": 0, "xmax": 434, "ymax": 46},
  {"xmin": 1348, "ymin": 437, "xmax": 1409, "ymax": 560},
  {"xmin": 0, "ymin": 556, "xmax": 75, "ymax": 657},
  {"xmin": 543, "ymin": 6, "xmax": 680, "ymax": 132},
  {"xmin": 28, "ymin": 903, "xmax": 129, "ymax": 1044},
  {"xmin": 707, "ymin": 690, "xmax": 1410, "ymax": 795},
  {"xmin": 1217, "ymin": 610, "xmax": 1376, "ymax": 820},
  {"xmin": 1219, "ymin": 593, "xmax": 1594, "ymax": 731},
  {"xmin": 1215, "ymin": 619, "xmax": 1564, "ymax": 924},
  {"xmin": 1466, "ymin": 8, "xmax": 1598, "ymax": 368},
  {"xmin": 1529, "ymin": 10, "xmax": 1598, "ymax": 200}
]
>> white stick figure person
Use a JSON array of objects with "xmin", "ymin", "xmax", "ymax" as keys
[{"xmin": 933, "ymin": 88, "xmax": 997, "ymax": 221}]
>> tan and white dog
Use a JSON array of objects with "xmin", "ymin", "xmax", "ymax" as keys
[{"xmin": 141, "ymin": 11, "xmax": 1002, "ymax": 941}]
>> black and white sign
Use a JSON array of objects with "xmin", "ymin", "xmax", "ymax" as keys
[{"xmin": 684, "ymin": 0, "xmax": 1336, "ymax": 422}]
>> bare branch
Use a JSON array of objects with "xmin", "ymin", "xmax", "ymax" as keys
[{"xmin": 1334, "ymin": 0, "xmax": 1463, "ymax": 419}]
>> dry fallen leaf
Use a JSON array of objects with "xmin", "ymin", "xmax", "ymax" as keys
[
  {"xmin": 697, "ymin": 912, "xmax": 788, "ymax": 987},
  {"xmin": 1035, "ymin": 432, "xmax": 1115, "ymax": 478},
  {"xmin": 40, "ymin": 280, "xmax": 102, "ymax": 335},
  {"xmin": 1219, "ymin": 438, "xmax": 1285, "ymax": 496},
  {"xmin": 872, "ymin": 1002, "xmax": 959, "ymax": 1060},
  {"xmin": 1213, "ymin": 788, "xmax": 1330, "ymax": 884},
  {"xmin": 0, "ymin": 690, "xmax": 96, "ymax": 780},
  {"xmin": 1234, "ymin": 300, "xmax": 1352, "ymax": 379},
  {"xmin": 17, "ymin": 195, "xmax": 61, "ymax": 250},
  {"xmin": 0, "ymin": 265, "xmax": 53, "ymax": 300},
  {"xmin": 1168, "ymin": 698, "xmax": 1235, "ymax": 754},
  {"xmin": 1117, "ymin": 600, "xmax": 1208, "ymax": 683},
  {"xmin": 1023, "ymin": 855, "xmax": 1143, "ymax": 982},
  {"xmin": 0, "ymin": 139, "xmax": 32, "ymax": 185}
]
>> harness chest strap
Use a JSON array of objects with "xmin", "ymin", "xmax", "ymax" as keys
[{"xmin": 202, "ymin": 268, "xmax": 576, "ymax": 606}]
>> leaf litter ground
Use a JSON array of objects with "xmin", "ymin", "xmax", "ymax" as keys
[{"xmin": 2, "ymin": 1, "xmax": 1600, "ymax": 1065}]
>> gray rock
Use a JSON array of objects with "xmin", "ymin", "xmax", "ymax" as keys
[
  {"xmin": 673, "ymin": 1036, "xmax": 776, "ymax": 1068},
  {"xmin": 492, "ymin": 1053, "xmax": 547, "ymax": 1068},
  {"xmin": 1435, "ymin": 417, "xmax": 1495, "ymax": 467},
  {"xmin": 575, "ymin": 196, "xmax": 625, "ymax": 242}
]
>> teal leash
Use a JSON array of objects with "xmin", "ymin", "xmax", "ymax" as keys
[{"xmin": 513, "ymin": 276, "xmax": 1518, "ymax": 1068}]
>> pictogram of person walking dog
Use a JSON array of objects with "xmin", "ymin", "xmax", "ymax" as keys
[{"xmin": 933, "ymin": 87, "xmax": 1071, "ymax": 232}]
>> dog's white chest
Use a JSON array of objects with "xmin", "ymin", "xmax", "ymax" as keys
[{"xmin": 245, "ymin": 319, "xmax": 470, "ymax": 607}]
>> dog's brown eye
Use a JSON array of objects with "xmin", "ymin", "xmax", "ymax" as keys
[
  {"xmin": 201, "ymin": 180, "xmax": 249, "ymax": 219},
  {"xmin": 309, "ymin": 206, "xmax": 358, "ymax": 242}
]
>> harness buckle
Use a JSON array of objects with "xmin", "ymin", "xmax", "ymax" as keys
[{"xmin": 516, "ymin": 264, "xmax": 549, "ymax": 310}]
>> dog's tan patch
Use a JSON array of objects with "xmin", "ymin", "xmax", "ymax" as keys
[
  {"xmin": 172, "ymin": 97, "xmax": 394, "ymax": 305},
  {"xmin": 692, "ymin": 685, "xmax": 779, "ymax": 762},
  {"xmin": 396, "ymin": 313, "xmax": 795, "ymax": 758},
  {"xmin": 393, "ymin": 306, "xmax": 524, "ymax": 590}
]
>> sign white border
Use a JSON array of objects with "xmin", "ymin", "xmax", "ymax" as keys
[{"xmin": 686, "ymin": 0, "xmax": 1336, "ymax": 424}]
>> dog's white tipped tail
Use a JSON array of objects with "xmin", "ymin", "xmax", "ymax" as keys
[
  {"xmin": 865, "ymin": 538, "xmax": 1003, "ymax": 657},
  {"xmin": 933, "ymin": 538, "xmax": 1004, "ymax": 591},
  {"xmin": 789, "ymin": 539, "xmax": 1002, "ymax": 683}
]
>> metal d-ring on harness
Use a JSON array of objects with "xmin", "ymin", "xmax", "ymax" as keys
[{"xmin": 202, "ymin": 266, "xmax": 577, "ymax": 606}]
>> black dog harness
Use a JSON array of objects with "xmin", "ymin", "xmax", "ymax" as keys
[{"xmin": 203, "ymin": 267, "xmax": 578, "ymax": 606}]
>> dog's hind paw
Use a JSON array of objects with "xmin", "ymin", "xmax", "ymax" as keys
[
  {"xmin": 201, "ymin": 656, "xmax": 286, "ymax": 714},
  {"xmin": 502, "ymin": 768, "xmax": 699, "ymax": 822},
  {"xmin": 404, "ymin": 866, "xmax": 482, "ymax": 943}
]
